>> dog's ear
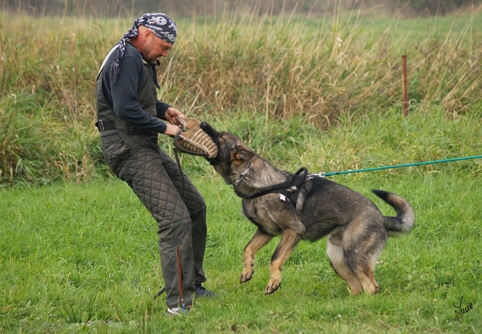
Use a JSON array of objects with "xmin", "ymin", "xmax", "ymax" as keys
[{"xmin": 231, "ymin": 145, "xmax": 255, "ymax": 164}]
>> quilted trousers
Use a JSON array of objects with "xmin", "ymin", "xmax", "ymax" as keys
[{"xmin": 101, "ymin": 132, "xmax": 207, "ymax": 308}]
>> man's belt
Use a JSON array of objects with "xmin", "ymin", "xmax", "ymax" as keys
[{"xmin": 95, "ymin": 120, "xmax": 116, "ymax": 132}]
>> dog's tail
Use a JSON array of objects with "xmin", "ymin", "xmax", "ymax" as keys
[{"xmin": 372, "ymin": 189, "xmax": 415, "ymax": 237}]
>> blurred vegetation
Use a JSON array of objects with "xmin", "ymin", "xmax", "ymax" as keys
[
  {"xmin": 3, "ymin": 0, "xmax": 481, "ymax": 17},
  {"xmin": 0, "ymin": 7, "xmax": 481, "ymax": 186}
]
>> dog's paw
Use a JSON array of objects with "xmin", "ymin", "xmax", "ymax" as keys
[
  {"xmin": 240, "ymin": 269, "xmax": 254, "ymax": 283},
  {"xmin": 264, "ymin": 280, "xmax": 281, "ymax": 294}
]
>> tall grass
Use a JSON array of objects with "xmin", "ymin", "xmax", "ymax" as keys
[
  {"xmin": 0, "ymin": 9, "xmax": 481, "ymax": 186},
  {"xmin": 171, "ymin": 9, "xmax": 482, "ymax": 121}
]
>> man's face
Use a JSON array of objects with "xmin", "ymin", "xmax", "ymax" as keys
[{"xmin": 143, "ymin": 30, "xmax": 173, "ymax": 64}]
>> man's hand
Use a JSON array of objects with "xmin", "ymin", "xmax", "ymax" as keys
[
  {"xmin": 164, "ymin": 123, "xmax": 182, "ymax": 137},
  {"xmin": 164, "ymin": 107, "xmax": 184, "ymax": 126}
]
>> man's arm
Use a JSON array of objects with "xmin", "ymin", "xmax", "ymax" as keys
[{"xmin": 156, "ymin": 101, "xmax": 171, "ymax": 120}]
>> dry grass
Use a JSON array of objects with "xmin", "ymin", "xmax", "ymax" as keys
[{"xmin": 0, "ymin": 8, "xmax": 481, "ymax": 185}]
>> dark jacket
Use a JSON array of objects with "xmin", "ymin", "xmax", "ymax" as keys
[{"xmin": 96, "ymin": 43, "xmax": 171, "ymax": 139}]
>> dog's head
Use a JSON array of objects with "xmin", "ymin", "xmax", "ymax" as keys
[{"xmin": 200, "ymin": 121, "xmax": 256, "ymax": 184}]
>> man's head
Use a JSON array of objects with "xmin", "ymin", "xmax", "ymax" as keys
[
  {"xmin": 136, "ymin": 13, "xmax": 177, "ymax": 45},
  {"xmin": 131, "ymin": 13, "xmax": 177, "ymax": 64},
  {"xmin": 111, "ymin": 13, "xmax": 178, "ymax": 84},
  {"xmin": 133, "ymin": 25, "xmax": 174, "ymax": 64}
]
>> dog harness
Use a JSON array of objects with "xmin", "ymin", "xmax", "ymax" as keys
[{"xmin": 234, "ymin": 166, "xmax": 309, "ymax": 204}]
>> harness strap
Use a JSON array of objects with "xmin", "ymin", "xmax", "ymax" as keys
[{"xmin": 241, "ymin": 167, "xmax": 309, "ymax": 202}]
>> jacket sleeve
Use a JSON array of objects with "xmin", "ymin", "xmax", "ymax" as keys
[{"xmin": 156, "ymin": 101, "xmax": 171, "ymax": 120}]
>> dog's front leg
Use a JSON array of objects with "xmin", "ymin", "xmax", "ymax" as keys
[
  {"xmin": 241, "ymin": 228, "xmax": 273, "ymax": 284},
  {"xmin": 265, "ymin": 229, "xmax": 302, "ymax": 294}
]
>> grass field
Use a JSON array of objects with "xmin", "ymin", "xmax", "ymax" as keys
[
  {"xmin": 1, "ymin": 108, "xmax": 481, "ymax": 333},
  {"xmin": 1, "ymin": 170, "xmax": 481, "ymax": 333}
]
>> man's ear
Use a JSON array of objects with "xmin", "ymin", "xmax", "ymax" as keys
[
  {"xmin": 139, "ymin": 26, "xmax": 152, "ymax": 41},
  {"xmin": 145, "ymin": 29, "xmax": 154, "ymax": 41}
]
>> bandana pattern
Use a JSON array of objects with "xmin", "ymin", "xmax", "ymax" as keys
[{"xmin": 111, "ymin": 13, "xmax": 177, "ymax": 87}]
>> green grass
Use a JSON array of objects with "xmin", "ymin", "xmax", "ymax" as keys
[
  {"xmin": 1, "ymin": 106, "xmax": 481, "ymax": 332},
  {"xmin": 1, "ymin": 172, "xmax": 480, "ymax": 333}
]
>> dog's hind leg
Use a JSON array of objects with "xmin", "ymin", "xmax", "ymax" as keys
[
  {"xmin": 241, "ymin": 228, "xmax": 273, "ymax": 284},
  {"xmin": 337, "ymin": 226, "xmax": 385, "ymax": 295},
  {"xmin": 344, "ymin": 254, "xmax": 380, "ymax": 295},
  {"xmin": 265, "ymin": 228, "xmax": 303, "ymax": 294},
  {"xmin": 326, "ymin": 234, "xmax": 364, "ymax": 295}
]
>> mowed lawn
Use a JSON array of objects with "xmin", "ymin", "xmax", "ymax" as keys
[{"xmin": 1, "ymin": 169, "xmax": 480, "ymax": 333}]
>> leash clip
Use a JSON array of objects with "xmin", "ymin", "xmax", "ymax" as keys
[{"xmin": 307, "ymin": 172, "xmax": 325, "ymax": 179}]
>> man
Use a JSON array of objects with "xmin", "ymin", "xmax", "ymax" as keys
[{"xmin": 95, "ymin": 13, "xmax": 215, "ymax": 316}]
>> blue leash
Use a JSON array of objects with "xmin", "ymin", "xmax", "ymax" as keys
[{"xmin": 321, "ymin": 155, "xmax": 482, "ymax": 177}]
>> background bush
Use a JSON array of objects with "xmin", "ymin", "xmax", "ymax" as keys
[{"xmin": 0, "ymin": 7, "xmax": 481, "ymax": 186}]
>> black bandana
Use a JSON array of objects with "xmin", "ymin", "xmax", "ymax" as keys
[{"xmin": 112, "ymin": 13, "xmax": 177, "ymax": 87}]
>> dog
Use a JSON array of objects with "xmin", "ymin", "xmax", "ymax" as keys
[{"xmin": 200, "ymin": 122, "xmax": 415, "ymax": 295}]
